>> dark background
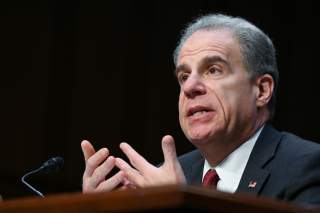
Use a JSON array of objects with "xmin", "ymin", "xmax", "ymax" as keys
[{"xmin": 0, "ymin": 0, "xmax": 319, "ymax": 199}]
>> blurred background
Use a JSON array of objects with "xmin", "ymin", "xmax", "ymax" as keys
[{"xmin": 0, "ymin": 0, "xmax": 319, "ymax": 199}]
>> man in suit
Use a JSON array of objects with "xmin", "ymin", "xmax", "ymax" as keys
[{"xmin": 81, "ymin": 14, "xmax": 320, "ymax": 204}]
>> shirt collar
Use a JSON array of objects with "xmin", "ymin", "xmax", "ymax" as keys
[{"xmin": 202, "ymin": 125, "xmax": 264, "ymax": 193}]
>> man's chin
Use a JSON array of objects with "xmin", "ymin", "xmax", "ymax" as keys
[
  {"xmin": 187, "ymin": 132, "xmax": 212, "ymax": 145},
  {"xmin": 186, "ymin": 126, "xmax": 223, "ymax": 145}
]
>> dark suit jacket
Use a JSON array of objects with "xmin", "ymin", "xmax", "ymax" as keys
[{"xmin": 178, "ymin": 124, "xmax": 320, "ymax": 205}]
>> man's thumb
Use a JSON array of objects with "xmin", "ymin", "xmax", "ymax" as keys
[{"xmin": 162, "ymin": 135, "xmax": 178, "ymax": 165}]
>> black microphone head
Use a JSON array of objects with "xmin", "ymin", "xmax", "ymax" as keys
[{"xmin": 41, "ymin": 156, "xmax": 64, "ymax": 173}]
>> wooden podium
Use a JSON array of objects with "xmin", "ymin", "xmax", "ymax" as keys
[{"xmin": 0, "ymin": 185, "xmax": 317, "ymax": 212}]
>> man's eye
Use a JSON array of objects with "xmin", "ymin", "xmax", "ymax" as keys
[
  {"xmin": 208, "ymin": 67, "xmax": 222, "ymax": 75},
  {"xmin": 179, "ymin": 74, "xmax": 189, "ymax": 83}
]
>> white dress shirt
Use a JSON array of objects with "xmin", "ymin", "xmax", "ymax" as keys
[{"xmin": 202, "ymin": 126, "xmax": 264, "ymax": 193}]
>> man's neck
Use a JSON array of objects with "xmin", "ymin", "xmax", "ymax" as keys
[{"xmin": 199, "ymin": 119, "xmax": 267, "ymax": 166}]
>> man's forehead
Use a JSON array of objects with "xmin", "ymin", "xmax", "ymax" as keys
[{"xmin": 177, "ymin": 29, "xmax": 240, "ymax": 65}]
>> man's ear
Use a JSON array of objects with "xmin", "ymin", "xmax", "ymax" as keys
[{"xmin": 255, "ymin": 74, "xmax": 274, "ymax": 108}]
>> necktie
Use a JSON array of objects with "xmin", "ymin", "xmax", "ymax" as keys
[{"xmin": 202, "ymin": 169, "xmax": 220, "ymax": 187}]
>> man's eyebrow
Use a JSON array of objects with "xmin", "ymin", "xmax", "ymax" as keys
[
  {"xmin": 174, "ymin": 55, "xmax": 228, "ymax": 76},
  {"xmin": 174, "ymin": 64, "xmax": 190, "ymax": 76},
  {"xmin": 198, "ymin": 55, "xmax": 228, "ymax": 70}
]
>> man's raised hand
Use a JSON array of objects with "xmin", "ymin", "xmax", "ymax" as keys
[
  {"xmin": 116, "ymin": 135, "xmax": 186, "ymax": 187},
  {"xmin": 81, "ymin": 140, "xmax": 125, "ymax": 193}
]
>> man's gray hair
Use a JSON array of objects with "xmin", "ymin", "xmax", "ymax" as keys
[{"xmin": 173, "ymin": 14, "xmax": 279, "ymax": 119}]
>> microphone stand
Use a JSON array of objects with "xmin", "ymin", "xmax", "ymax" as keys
[
  {"xmin": 21, "ymin": 157, "xmax": 64, "ymax": 198},
  {"xmin": 21, "ymin": 167, "xmax": 44, "ymax": 197}
]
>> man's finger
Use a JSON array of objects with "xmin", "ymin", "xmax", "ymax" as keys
[
  {"xmin": 121, "ymin": 177, "xmax": 135, "ymax": 187},
  {"xmin": 89, "ymin": 156, "xmax": 116, "ymax": 188},
  {"xmin": 118, "ymin": 177, "xmax": 136, "ymax": 190},
  {"xmin": 81, "ymin": 140, "xmax": 96, "ymax": 162},
  {"xmin": 119, "ymin": 142, "xmax": 152, "ymax": 173},
  {"xmin": 117, "ymin": 184, "xmax": 136, "ymax": 191},
  {"xmin": 115, "ymin": 157, "xmax": 137, "ymax": 173},
  {"xmin": 95, "ymin": 171, "xmax": 125, "ymax": 193},
  {"xmin": 83, "ymin": 147, "xmax": 109, "ymax": 178},
  {"xmin": 115, "ymin": 157, "xmax": 144, "ymax": 187},
  {"xmin": 161, "ymin": 135, "xmax": 178, "ymax": 165}
]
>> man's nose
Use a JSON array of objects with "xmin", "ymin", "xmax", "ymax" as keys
[{"xmin": 182, "ymin": 75, "xmax": 206, "ymax": 98}]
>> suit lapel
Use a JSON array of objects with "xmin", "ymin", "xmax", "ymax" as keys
[
  {"xmin": 190, "ymin": 157, "xmax": 204, "ymax": 185},
  {"xmin": 236, "ymin": 162, "xmax": 270, "ymax": 195},
  {"xmin": 183, "ymin": 150, "xmax": 204, "ymax": 185},
  {"xmin": 236, "ymin": 124, "xmax": 282, "ymax": 195}
]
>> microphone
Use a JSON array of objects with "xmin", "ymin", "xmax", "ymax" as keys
[{"xmin": 21, "ymin": 157, "xmax": 64, "ymax": 197}]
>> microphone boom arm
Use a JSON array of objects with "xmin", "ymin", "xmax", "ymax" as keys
[
  {"xmin": 21, "ymin": 167, "xmax": 44, "ymax": 197},
  {"xmin": 21, "ymin": 156, "xmax": 64, "ymax": 197}
]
